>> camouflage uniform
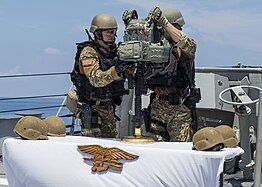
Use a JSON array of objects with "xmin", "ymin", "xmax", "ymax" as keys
[
  {"xmin": 79, "ymin": 46, "xmax": 120, "ymax": 87},
  {"xmin": 78, "ymin": 45, "xmax": 121, "ymax": 138},
  {"xmin": 92, "ymin": 102, "xmax": 117, "ymax": 137},
  {"xmin": 150, "ymin": 98, "xmax": 192, "ymax": 142},
  {"xmin": 150, "ymin": 31, "xmax": 196, "ymax": 142}
]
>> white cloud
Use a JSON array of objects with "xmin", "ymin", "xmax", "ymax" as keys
[{"xmin": 44, "ymin": 47, "xmax": 61, "ymax": 55}]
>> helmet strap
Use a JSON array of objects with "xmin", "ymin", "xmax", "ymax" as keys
[
  {"xmin": 172, "ymin": 23, "xmax": 182, "ymax": 31},
  {"xmin": 94, "ymin": 30, "xmax": 102, "ymax": 40},
  {"xmin": 95, "ymin": 38, "xmax": 117, "ymax": 56}
]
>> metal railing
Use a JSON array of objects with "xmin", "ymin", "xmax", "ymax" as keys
[
  {"xmin": 0, "ymin": 71, "xmax": 76, "ymax": 133},
  {"xmin": 196, "ymin": 67, "xmax": 262, "ymax": 73},
  {"xmin": 0, "ymin": 72, "xmax": 70, "ymax": 79}
]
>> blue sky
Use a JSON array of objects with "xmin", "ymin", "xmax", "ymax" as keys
[{"xmin": 0, "ymin": 0, "xmax": 261, "ymax": 97}]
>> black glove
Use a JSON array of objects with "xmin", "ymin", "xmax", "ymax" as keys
[
  {"xmin": 115, "ymin": 59, "xmax": 134, "ymax": 77},
  {"xmin": 148, "ymin": 6, "xmax": 168, "ymax": 26},
  {"xmin": 122, "ymin": 9, "xmax": 138, "ymax": 26}
]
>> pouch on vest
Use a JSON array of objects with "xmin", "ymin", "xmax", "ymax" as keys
[{"xmin": 66, "ymin": 90, "xmax": 79, "ymax": 114}]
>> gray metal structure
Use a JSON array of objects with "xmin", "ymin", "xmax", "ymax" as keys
[
  {"xmin": 195, "ymin": 73, "xmax": 235, "ymax": 128},
  {"xmin": 15, "ymin": 111, "xmax": 43, "ymax": 118},
  {"xmin": 196, "ymin": 67, "xmax": 262, "ymax": 128},
  {"xmin": 219, "ymin": 85, "xmax": 262, "ymax": 181},
  {"xmin": 0, "ymin": 115, "xmax": 22, "ymax": 139}
]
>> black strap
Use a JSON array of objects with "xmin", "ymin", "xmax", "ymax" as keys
[{"xmin": 184, "ymin": 59, "xmax": 199, "ymax": 132}]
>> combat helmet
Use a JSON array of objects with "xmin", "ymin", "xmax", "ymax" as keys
[
  {"xmin": 44, "ymin": 116, "xmax": 66, "ymax": 137},
  {"xmin": 162, "ymin": 7, "xmax": 185, "ymax": 27},
  {"xmin": 13, "ymin": 116, "xmax": 48, "ymax": 140},
  {"xmin": 193, "ymin": 127, "xmax": 224, "ymax": 151},
  {"xmin": 215, "ymin": 125, "xmax": 239, "ymax": 148},
  {"xmin": 90, "ymin": 13, "xmax": 117, "ymax": 33}
]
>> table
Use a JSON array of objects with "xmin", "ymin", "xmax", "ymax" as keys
[{"xmin": 3, "ymin": 136, "xmax": 243, "ymax": 187}]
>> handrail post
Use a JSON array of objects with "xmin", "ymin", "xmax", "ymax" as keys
[{"xmin": 254, "ymin": 90, "xmax": 262, "ymax": 187}]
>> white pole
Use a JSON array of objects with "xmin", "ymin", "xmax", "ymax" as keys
[
  {"xmin": 56, "ymin": 84, "xmax": 73, "ymax": 116},
  {"xmin": 254, "ymin": 90, "xmax": 262, "ymax": 187}
]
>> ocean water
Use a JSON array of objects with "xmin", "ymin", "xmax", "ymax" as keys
[{"xmin": 0, "ymin": 97, "xmax": 73, "ymax": 126}]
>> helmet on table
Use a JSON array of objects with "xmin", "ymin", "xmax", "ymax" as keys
[
  {"xmin": 193, "ymin": 127, "xmax": 224, "ymax": 151},
  {"xmin": 44, "ymin": 116, "xmax": 66, "ymax": 137},
  {"xmin": 14, "ymin": 116, "xmax": 48, "ymax": 140}
]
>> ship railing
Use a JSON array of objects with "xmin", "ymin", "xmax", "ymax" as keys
[
  {"xmin": 0, "ymin": 72, "xmax": 79, "ymax": 135},
  {"xmin": 196, "ymin": 66, "xmax": 262, "ymax": 73}
]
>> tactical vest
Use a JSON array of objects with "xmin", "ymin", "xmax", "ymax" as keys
[
  {"xmin": 147, "ymin": 51, "xmax": 191, "ymax": 91},
  {"xmin": 71, "ymin": 41, "xmax": 125, "ymax": 104}
]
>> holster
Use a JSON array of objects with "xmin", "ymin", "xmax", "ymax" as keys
[
  {"xmin": 142, "ymin": 108, "xmax": 151, "ymax": 132},
  {"xmin": 185, "ymin": 88, "xmax": 201, "ymax": 106},
  {"xmin": 79, "ymin": 103, "xmax": 98, "ymax": 129},
  {"xmin": 184, "ymin": 88, "xmax": 201, "ymax": 133}
]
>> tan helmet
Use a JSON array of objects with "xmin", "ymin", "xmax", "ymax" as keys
[
  {"xmin": 90, "ymin": 13, "xmax": 117, "ymax": 33},
  {"xmin": 162, "ymin": 7, "xmax": 185, "ymax": 27},
  {"xmin": 13, "ymin": 116, "xmax": 48, "ymax": 140},
  {"xmin": 193, "ymin": 127, "xmax": 224, "ymax": 151},
  {"xmin": 44, "ymin": 116, "xmax": 66, "ymax": 137},
  {"xmin": 215, "ymin": 125, "xmax": 239, "ymax": 148}
]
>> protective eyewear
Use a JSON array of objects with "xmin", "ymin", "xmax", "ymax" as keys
[{"xmin": 102, "ymin": 29, "xmax": 117, "ymax": 35}]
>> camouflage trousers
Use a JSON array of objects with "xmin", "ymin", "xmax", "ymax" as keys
[
  {"xmin": 150, "ymin": 98, "xmax": 192, "ymax": 142},
  {"xmin": 81, "ymin": 102, "xmax": 117, "ymax": 138}
]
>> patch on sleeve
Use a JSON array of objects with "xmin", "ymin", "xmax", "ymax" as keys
[{"xmin": 82, "ymin": 59, "xmax": 92, "ymax": 67}]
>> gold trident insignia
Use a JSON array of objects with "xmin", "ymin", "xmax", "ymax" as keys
[{"xmin": 78, "ymin": 145, "xmax": 139, "ymax": 172}]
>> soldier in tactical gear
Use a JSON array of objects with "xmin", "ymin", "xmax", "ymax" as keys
[
  {"xmin": 71, "ymin": 13, "xmax": 131, "ymax": 138},
  {"xmin": 147, "ymin": 6, "xmax": 198, "ymax": 142}
]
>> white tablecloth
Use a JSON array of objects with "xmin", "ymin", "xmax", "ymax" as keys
[{"xmin": 3, "ymin": 136, "xmax": 243, "ymax": 187}]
